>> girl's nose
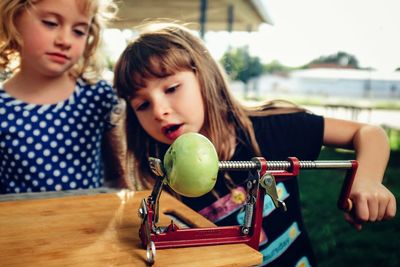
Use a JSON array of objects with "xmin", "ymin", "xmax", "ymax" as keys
[
  {"xmin": 55, "ymin": 29, "xmax": 72, "ymax": 49},
  {"xmin": 153, "ymin": 100, "xmax": 171, "ymax": 121}
]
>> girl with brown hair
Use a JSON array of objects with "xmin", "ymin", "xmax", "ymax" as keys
[{"xmin": 114, "ymin": 22, "xmax": 396, "ymax": 266}]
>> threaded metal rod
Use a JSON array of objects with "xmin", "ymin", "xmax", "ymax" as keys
[{"xmin": 218, "ymin": 160, "xmax": 353, "ymax": 171}]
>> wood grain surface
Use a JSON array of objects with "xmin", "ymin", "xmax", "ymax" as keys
[{"xmin": 0, "ymin": 190, "xmax": 262, "ymax": 266}]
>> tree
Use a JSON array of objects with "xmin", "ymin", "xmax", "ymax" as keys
[
  {"xmin": 307, "ymin": 51, "xmax": 360, "ymax": 69},
  {"xmin": 220, "ymin": 46, "xmax": 263, "ymax": 96},
  {"xmin": 263, "ymin": 60, "xmax": 293, "ymax": 74}
]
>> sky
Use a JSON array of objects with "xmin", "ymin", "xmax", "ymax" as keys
[
  {"xmin": 104, "ymin": 0, "xmax": 400, "ymax": 72},
  {"xmin": 206, "ymin": 0, "xmax": 400, "ymax": 72}
]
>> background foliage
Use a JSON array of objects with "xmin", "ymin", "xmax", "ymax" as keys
[{"xmin": 220, "ymin": 46, "xmax": 263, "ymax": 87}]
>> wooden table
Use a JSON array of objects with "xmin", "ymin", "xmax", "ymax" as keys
[{"xmin": 0, "ymin": 190, "xmax": 262, "ymax": 266}]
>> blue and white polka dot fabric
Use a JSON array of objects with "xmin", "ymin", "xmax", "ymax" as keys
[{"xmin": 0, "ymin": 79, "xmax": 118, "ymax": 193}]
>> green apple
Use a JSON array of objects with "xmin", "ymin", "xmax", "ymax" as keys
[{"xmin": 163, "ymin": 133, "xmax": 219, "ymax": 197}]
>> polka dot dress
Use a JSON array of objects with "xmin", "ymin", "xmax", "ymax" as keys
[{"xmin": 0, "ymin": 79, "xmax": 118, "ymax": 194}]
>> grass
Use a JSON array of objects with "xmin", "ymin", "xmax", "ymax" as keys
[
  {"xmin": 386, "ymin": 128, "xmax": 400, "ymax": 151},
  {"xmin": 299, "ymin": 148, "xmax": 400, "ymax": 267}
]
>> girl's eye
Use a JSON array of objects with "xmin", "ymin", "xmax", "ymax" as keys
[
  {"xmin": 73, "ymin": 28, "xmax": 87, "ymax": 37},
  {"xmin": 42, "ymin": 20, "xmax": 58, "ymax": 27},
  {"xmin": 165, "ymin": 85, "xmax": 178, "ymax": 94},
  {"xmin": 136, "ymin": 101, "xmax": 150, "ymax": 111}
]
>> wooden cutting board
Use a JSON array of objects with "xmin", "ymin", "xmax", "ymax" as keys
[{"xmin": 0, "ymin": 190, "xmax": 262, "ymax": 266}]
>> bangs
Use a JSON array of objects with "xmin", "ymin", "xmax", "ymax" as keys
[
  {"xmin": 117, "ymin": 38, "xmax": 194, "ymax": 99},
  {"xmin": 132, "ymin": 52, "xmax": 192, "ymax": 89}
]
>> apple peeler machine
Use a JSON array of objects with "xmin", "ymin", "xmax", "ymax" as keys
[{"xmin": 138, "ymin": 157, "xmax": 358, "ymax": 265}]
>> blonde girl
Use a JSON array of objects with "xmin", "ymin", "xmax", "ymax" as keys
[{"xmin": 0, "ymin": 0, "xmax": 125, "ymax": 193}]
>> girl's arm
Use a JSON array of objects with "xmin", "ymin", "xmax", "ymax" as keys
[
  {"xmin": 323, "ymin": 117, "xmax": 396, "ymax": 230},
  {"xmin": 102, "ymin": 99, "xmax": 133, "ymax": 189}
]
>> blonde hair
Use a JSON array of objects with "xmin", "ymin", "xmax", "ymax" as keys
[
  {"xmin": 0, "ymin": 0, "xmax": 117, "ymax": 82},
  {"xmin": 114, "ymin": 22, "xmax": 303, "ymax": 190}
]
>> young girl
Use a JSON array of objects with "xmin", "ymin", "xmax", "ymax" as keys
[
  {"xmin": 0, "ymin": 0, "xmax": 126, "ymax": 193},
  {"xmin": 113, "ymin": 23, "xmax": 396, "ymax": 266}
]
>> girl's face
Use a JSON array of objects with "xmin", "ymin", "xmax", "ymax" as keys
[
  {"xmin": 15, "ymin": 0, "xmax": 91, "ymax": 77},
  {"xmin": 130, "ymin": 70, "xmax": 206, "ymax": 145}
]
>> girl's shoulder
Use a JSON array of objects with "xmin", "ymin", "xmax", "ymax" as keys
[
  {"xmin": 76, "ymin": 78, "xmax": 117, "ymax": 101},
  {"xmin": 250, "ymin": 111, "xmax": 324, "ymax": 133},
  {"xmin": 249, "ymin": 110, "xmax": 320, "ymax": 121},
  {"xmin": 249, "ymin": 111, "xmax": 324, "ymax": 160},
  {"xmin": 77, "ymin": 78, "xmax": 113, "ymax": 91}
]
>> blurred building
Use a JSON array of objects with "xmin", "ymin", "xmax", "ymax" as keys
[
  {"xmin": 241, "ymin": 68, "xmax": 400, "ymax": 100},
  {"xmin": 290, "ymin": 68, "xmax": 400, "ymax": 99}
]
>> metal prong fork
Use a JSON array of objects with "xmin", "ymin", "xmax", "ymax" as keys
[
  {"xmin": 149, "ymin": 157, "xmax": 166, "ymax": 177},
  {"xmin": 148, "ymin": 157, "xmax": 166, "ymax": 224}
]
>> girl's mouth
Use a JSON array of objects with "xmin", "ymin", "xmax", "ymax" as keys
[
  {"xmin": 162, "ymin": 124, "xmax": 184, "ymax": 140},
  {"xmin": 46, "ymin": 52, "xmax": 70, "ymax": 64}
]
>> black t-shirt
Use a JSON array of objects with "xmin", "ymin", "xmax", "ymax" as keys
[{"xmin": 181, "ymin": 112, "xmax": 324, "ymax": 266}]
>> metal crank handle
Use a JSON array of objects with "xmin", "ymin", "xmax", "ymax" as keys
[{"xmin": 337, "ymin": 160, "xmax": 358, "ymax": 212}]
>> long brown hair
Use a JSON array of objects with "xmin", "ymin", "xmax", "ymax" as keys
[{"xmin": 114, "ymin": 22, "xmax": 303, "ymax": 190}]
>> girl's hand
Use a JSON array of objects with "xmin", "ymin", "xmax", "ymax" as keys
[{"xmin": 344, "ymin": 178, "xmax": 396, "ymax": 230}]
